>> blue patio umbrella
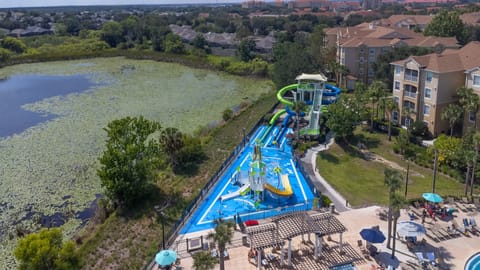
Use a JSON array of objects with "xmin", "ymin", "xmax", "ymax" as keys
[
  {"xmin": 360, "ymin": 228, "xmax": 386, "ymax": 243},
  {"xmin": 155, "ymin": 250, "xmax": 177, "ymax": 267},
  {"xmin": 423, "ymin": 192, "xmax": 443, "ymax": 203}
]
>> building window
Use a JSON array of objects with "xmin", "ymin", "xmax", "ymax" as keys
[
  {"xmin": 393, "ymin": 111, "xmax": 398, "ymax": 121},
  {"xmin": 424, "ymin": 104, "xmax": 430, "ymax": 115},
  {"xmin": 404, "ymin": 69, "xmax": 418, "ymax": 82},
  {"xmin": 368, "ymin": 69, "xmax": 374, "ymax": 77},
  {"xmin": 359, "ymin": 67, "xmax": 364, "ymax": 74},
  {"xmin": 359, "ymin": 57, "xmax": 364, "ymax": 64},
  {"xmin": 424, "ymin": 88, "xmax": 431, "ymax": 99},
  {"xmin": 394, "ymin": 96, "xmax": 399, "ymax": 105},
  {"xmin": 394, "ymin": 81, "xmax": 400, "ymax": 91},
  {"xmin": 369, "ymin": 48, "xmax": 375, "ymax": 55},
  {"xmin": 469, "ymin": 111, "xmax": 476, "ymax": 123},
  {"xmin": 426, "ymin": 71, "xmax": 433, "ymax": 83},
  {"xmin": 395, "ymin": 65, "xmax": 401, "ymax": 75},
  {"xmin": 369, "ymin": 55, "xmax": 375, "ymax": 62},
  {"xmin": 403, "ymin": 84, "xmax": 417, "ymax": 98},
  {"xmin": 474, "ymin": 75, "xmax": 480, "ymax": 86},
  {"xmin": 403, "ymin": 100, "xmax": 415, "ymax": 110},
  {"xmin": 360, "ymin": 48, "xmax": 365, "ymax": 53}
]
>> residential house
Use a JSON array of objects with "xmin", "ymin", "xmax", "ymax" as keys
[
  {"xmin": 324, "ymin": 23, "xmax": 459, "ymax": 89},
  {"xmin": 390, "ymin": 41, "xmax": 480, "ymax": 136}
]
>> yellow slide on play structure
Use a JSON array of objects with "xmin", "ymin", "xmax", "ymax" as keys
[{"xmin": 264, "ymin": 174, "xmax": 293, "ymax": 197}]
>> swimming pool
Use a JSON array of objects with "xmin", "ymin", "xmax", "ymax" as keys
[
  {"xmin": 179, "ymin": 125, "xmax": 316, "ymax": 234},
  {"xmin": 465, "ymin": 252, "xmax": 480, "ymax": 270},
  {"xmin": 330, "ymin": 263, "xmax": 357, "ymax": 270}
]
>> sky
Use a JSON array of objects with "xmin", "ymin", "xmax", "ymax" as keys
[{"xmin": 0, "ymin": 0, "xmax": 247, "ymax": 9}]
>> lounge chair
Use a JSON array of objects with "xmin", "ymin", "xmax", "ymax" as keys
[
  {"xmin": 357, "ymin": 240, "xmax": 370, "ymax": 257},
  {"xmin": 462, "ymin": 197, "xmax": 476, "ymax": 211},
  {"xmin": 426, "ymin": 252, "xmax": 436, "ymax": 266},
  {"xmin": 452, "ymin": 219, "xmax": 468, "ymax": 236},
  {"xmin": 415, "ymin": 252, "xmax": 426, "ymax": 264},
  {"xmin": 223, "ymin": 249, "xmax": 229, "ymax": 259},
  {"xmin": 463, "ymin": 218, "xmax": 472, "ymax": 232},
  {"xmin": 211, "ymin": 249, "xmax": 218, "ymax": 258}
]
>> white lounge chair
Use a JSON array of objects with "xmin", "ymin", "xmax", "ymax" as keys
[{"xmin": 415, "ymin": 252, "xmax": 425, "ymax": 264}]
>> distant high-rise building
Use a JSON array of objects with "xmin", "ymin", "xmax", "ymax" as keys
[
  {"xmin": 242, "ymin": 0, "xmax": 266, "ymax": 8},
  {"xmin": 275, "ymin": 0, "xmax": 285, "ymax": 7}
]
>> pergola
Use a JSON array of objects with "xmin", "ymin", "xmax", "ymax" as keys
[
  {"xmin": 310, "ymin": 212, "xmax": 347, "ymax": 260},
  {"xmin": 245, "ymin": 211, "xmax": 348, "ymax": 269},
  {"xmin": 246, "ymin": 223, "xmax": 285, "ymax": 269}
]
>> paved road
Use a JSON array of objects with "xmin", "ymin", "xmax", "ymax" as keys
[{"xmin": 300, "ymin": 133, "xmax": 351, "ymax": 212}]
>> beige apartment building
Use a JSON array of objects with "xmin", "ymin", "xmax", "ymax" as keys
[
  {"xmin": 390, "ymin": 41, "xmax": 480, "ymax": 136},
  {"xmin": 324, "ymin": 23, "xmax": 459, "ymax": 89}
]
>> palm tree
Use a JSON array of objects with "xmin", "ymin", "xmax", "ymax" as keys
[
  {"xmin": 470, "ymin": 132, "xmax": 480, "ymax": 197},
  {"xmin": 390, "ymin": 193, "xmax": 406, "ymax": 259},
  {"xmin": 159, "ymin": 127, "xmax": 184, "ymax": 167},
  {"xmin": 193, "ymin": 251, "xmax": 217, "ymax": 270},
  {"xmin": 207, "ymin": 218, "xmax": 234, "ymax": 270},
  {"xmin": 273, "ymin": 165, "xmax": 282, "ymax": 188},
  {"xmin": 384, "ymin": 168, "xmax": 403, "ymax": 249},
  {"xmin": 458, "ymin": 87, "xmax": 479, "ymax": 130},
  {"xmin": 441, "ymin": 104, "xmax": 463, "ymax": 136},
  {"xmin": 402, "ymin": 107, "xmax": 415, "ymax": 132},
  {"xmin": 367, "ymin": 81, "xmax": 385, "ymax": 132},
  {"xmin": 385, "ymin": 98, "xmax": 398, "ymax": 141}
]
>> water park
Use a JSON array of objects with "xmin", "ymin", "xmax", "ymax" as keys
[{"xmin": 180, "ymin": 73, "xmax": 341, "ymax": 234}]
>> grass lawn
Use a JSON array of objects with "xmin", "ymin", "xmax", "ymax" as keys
[{"xmin": 317, "ymin": 127, "xmax": 465, "ymax": 206}]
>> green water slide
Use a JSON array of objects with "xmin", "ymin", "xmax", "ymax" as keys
[
  {"xmin": 258, "ymin": 109, "xmax": 286, "ymax": 143},
  {"xmin": 276, "ymin": 84, "xmax": 297, "ymax": 106}
]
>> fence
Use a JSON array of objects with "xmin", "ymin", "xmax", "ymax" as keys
[{"xmin": 144, "ymin": 100, "xmax": 279, "ymax": 270}]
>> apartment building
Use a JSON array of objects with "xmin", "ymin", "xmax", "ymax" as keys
[
  {"xmin": 390, "ymin": 41, "xmax": 480, "ymax": 136},
  {"xmin": 324, "ymin": 23, "xmax": 459, "ymax": 89},
  {"xmin": 378, "ymin": 15, "xmax": 433, "ymax": 31}
]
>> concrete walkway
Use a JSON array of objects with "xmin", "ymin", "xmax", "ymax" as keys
[{"xmin": 300, "ymin": 133, "xmax": 351, "ymax": 212}]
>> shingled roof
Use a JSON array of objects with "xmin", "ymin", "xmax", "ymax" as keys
[{"xmin": 392, "ymin": 41, "xmax": 480, "ymax": 73}]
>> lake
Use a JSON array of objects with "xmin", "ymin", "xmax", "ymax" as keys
[
  {"xmin": 0, "ymin": 74, "xmax": 100, "ymax": 137},
  {"xmin": 0, "ymin": 57, "xmax": 272, "ymax": 268}
]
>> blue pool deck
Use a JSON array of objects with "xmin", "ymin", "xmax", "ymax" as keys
[{"xmin": 180, "ymin": 125, "xmax": 316, "ymax": 234}]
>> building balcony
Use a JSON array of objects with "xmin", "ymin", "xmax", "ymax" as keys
[{"xmin": 403, "ymin": 91, "xmax": 417, "ymax": 99}]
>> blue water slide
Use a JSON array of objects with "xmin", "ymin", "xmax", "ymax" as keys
[
  {"xmin": 284, "ymin": 105, "xmax": 305, "ymax": 117},
  {"xmin": 322, "ymin": 83, "xmax": 341, "ymax": 105},
  {"xmin": 273, "ymin": 113, "xmax": 292, "ymax": 144}
]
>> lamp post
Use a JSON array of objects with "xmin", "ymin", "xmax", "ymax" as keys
[{"xmin": 154, "ymin": 205, "xmax": 166, "ymax": 250}]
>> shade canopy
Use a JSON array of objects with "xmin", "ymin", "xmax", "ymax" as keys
[
  {"xmin": 155, "ymin": 250, "xmax": 177, "ymax": 267},
  {"xmin": 295, "ymin": 73, "xmax": 327, "ymax": 82},
  {"xmin": 397, "ymin": 221, "xmax": 426, "ymax": 237},
  {"xmin": 423, "ymin": 193, "xmax": 443, "ymax": 203},
  {"xmin": 360, "ymin": 228, "xmax": 386, "ymax": 243}
]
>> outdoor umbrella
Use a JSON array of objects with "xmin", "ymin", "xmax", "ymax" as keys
[
  {"xmin": 360, "ymin": 228, "xmax": 386, "ymax": 243},
  {"xmin": 422, "ymin": 192, "xmax": 443, "ymax": 203},
  {"xmin": 396, "ymin": 221, "xmax": 426, "ymax": 238},
  {"xmin": 155, "ymin": 250, "xmax": 177, "ymax": 267}
]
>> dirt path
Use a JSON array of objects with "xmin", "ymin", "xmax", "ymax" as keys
[{"xmin": 361, "ymin": 150, "xmax": 424, "ymax": 177}]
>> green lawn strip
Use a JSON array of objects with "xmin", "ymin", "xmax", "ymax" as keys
[
  {"xmin": 77, "ymin": 90, "xmax": 277, "ymax": 269},
  {"xmin": 316, "ymin": 130, "xmax": 464, "ymax": 207}
]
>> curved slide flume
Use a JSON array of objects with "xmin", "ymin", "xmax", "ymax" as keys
[
  {"xmin": 264, "ymin": 174, "xmax": 293, "ymax": 197},
  {"xmin": 276, "ymin": 84, "xmax": 298, "ymax": 107},
  {"xmin": 258, "ymin": 109, "xmax": 286, "ymax": 143}
]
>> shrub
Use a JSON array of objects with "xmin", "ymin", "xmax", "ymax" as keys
[
  {"xmin": 321, "ymin": 194, "xmax": 332, "ymax": 207},
  {"xmin": 222, "ymin": 108, "xmax": 233, "ymax": 122}
]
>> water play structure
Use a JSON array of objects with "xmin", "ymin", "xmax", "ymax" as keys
[
  {"xmin": 259, "ymin": 73, "xmax": 341, "ymax": 143},
  {"xmin": 180, "ymin": 74, "xmax": 340, "ymax": 234}
]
